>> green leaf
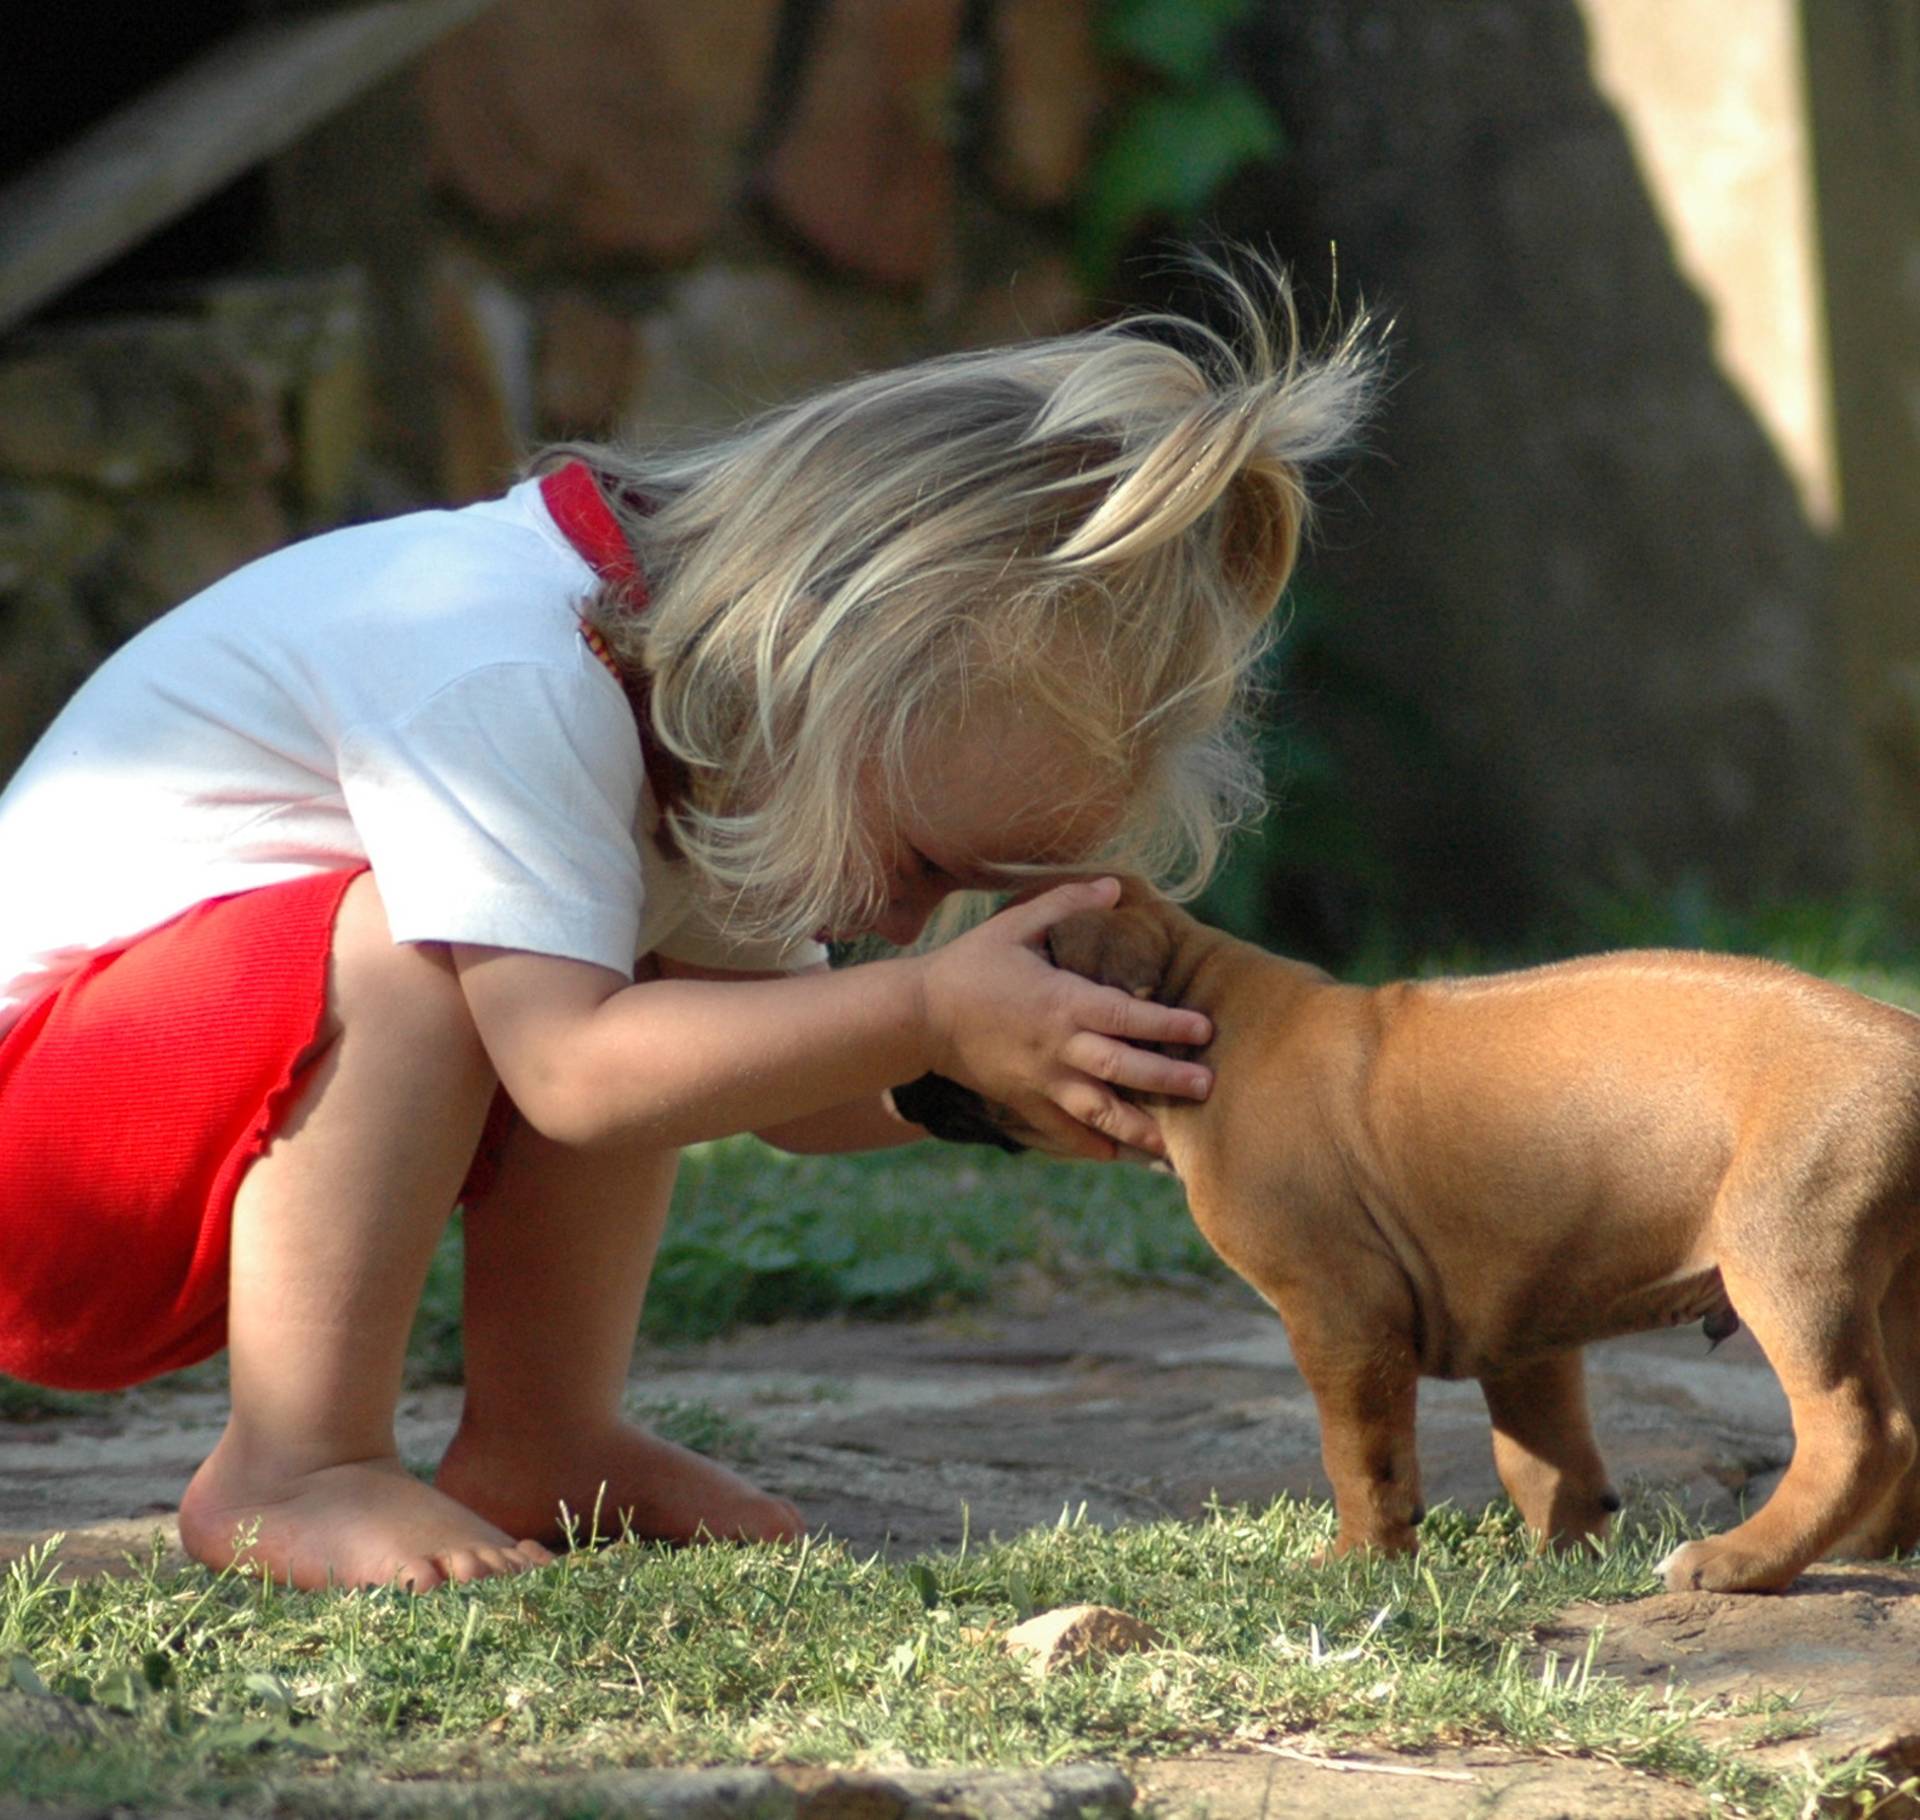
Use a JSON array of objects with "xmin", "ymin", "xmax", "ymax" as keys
[
  {"xmin": 798, "ymin": 1225, "xmax": 858, "ymax": 1270},
  {"xmin": 7, "ymin": 1655, "xmax": 49, "ymax": 1698},
  {"xmin": 907, "ymin": 1561, "xmax": 941, "ymax": 1610},
  {"xmin": 833, "ymin": 1254, "xmax": 939, "ymax": 1301},
  {"xmin": 200, "ymin": 1716, "xmax": 285, "ymax": 1755},
  {"xmin": 92, "ymin": 1666, "xmax": 145, "ymax": 1713},
  {"xmin": 243, "ymin": 1671, "xmax": 296, "ymax": 1713},
  {"xmin": 1100, "ymin": 0, "xmax": 1254, "ymax": 84},
  {"xmin": 1078, "ymin": 83, "xmax": 1284, "ymax": 276},
  {"xmin": 739, "ymin": 1239, "xmax": 803, "ymax": 1274}
]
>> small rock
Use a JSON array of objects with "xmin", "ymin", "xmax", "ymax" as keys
[
  {"xmin": 1003, "ymin": 1603, "xmax": 1161, "ymax": 1674},
  {"xmin": 0, "ymin": 321, "xmax": 286, "ymax": 491},
  {"xmin": 627, "ymin": 264, "xmax": 924, "ymax": 434},
  {"xmin": 536, "ymin": 291, "xmax": 644, "ymax": 441},
  {"xmin": 987, "ymin": 0, "xmax": 1106, "ymax": 211},
  {"xmin": 0, "ymin": 1685, "xmax": 109, "ymax": 1741},
  {"xmin": 755, "ymin": 0, "xmax": 963, "ymax": 288},
  {"xmin": 420, "ymin": 0, "xmax": 782, "ymax": 266},
  {"xmin": 788, "ymin": 1763, "xmax": 1133, "ymax": 1820}
]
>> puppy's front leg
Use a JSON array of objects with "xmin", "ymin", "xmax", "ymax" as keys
[
  {"xmin": 1287, "ymin": 1314, "xmax": 1424, "ymax": 1558},
  {"xmin": 1478, "ymin": 1351, "xmax": 1620, "ymax": 1549}
]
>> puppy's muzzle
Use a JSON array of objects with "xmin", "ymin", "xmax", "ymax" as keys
[
  {"xmin": 891, "ymin": 1073, "xmax": 1031, "ymax": 1154},
  {"xmin": 891, "ymin": 1072, "xmax": 1174, "ymax": 1172}
]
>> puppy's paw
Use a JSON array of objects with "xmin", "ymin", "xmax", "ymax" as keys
[
  {"xmin": 1311, "ymin": 1525, "xmax": 1420, "ymax": 1568},
  {"xmin": 1656, "ymin": 1537, "xmax": 1794, "ymax": 1595},
  {"xmin": 1541, "ymin": 1489, "xmax": 1622, "ymax": 1553}
]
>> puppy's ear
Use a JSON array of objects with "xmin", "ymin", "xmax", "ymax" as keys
[{"xmin": 1046, "ymin": 905, "xmax": 1175, "ymax": 1001}]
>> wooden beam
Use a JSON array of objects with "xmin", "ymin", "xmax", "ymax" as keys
[{"xmin": 0, "ymin": 0, "xmax": 502, "ymax": 337}]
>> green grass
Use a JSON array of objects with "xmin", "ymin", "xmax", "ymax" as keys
[
  {"xmin": 398, "ymin": 1141, "xmax": 1216, "ymax": 1385},
  {"xmin": 0, "ymin": 1502, "xmax": 1903, "ymax": 1817}
]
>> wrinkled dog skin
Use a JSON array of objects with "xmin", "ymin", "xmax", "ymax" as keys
[{"xmin": 893, "ymin": 888, "xmax": 1920, "ymax": 1593}]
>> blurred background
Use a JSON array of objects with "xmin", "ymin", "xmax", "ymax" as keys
[{"xmin": 3, "ymin": 0, "xmax": 1916, "ymax": 970}]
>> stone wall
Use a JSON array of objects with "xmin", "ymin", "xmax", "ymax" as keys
[
  {"xmin": 411, "ymin": 0, "xmax": 1099, "ymax": 478},
  {"xmin": 0, "ymin": 277, "xmax": 368, "ymax": 784},
  {"xmin": 0, "ymin": 0, "xmax": 1103, "ymax": 786}
]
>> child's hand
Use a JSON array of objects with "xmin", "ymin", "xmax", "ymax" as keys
[{"xmin": 915, "ymin": 878, "xmax": 1212, "ymax": 1160}]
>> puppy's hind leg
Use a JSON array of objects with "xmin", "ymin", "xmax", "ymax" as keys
[
  {"xmin": 1828, "ymin": 1246, "xmax": 1920, "ymax": 1562},
  {"xmin": 1479, "ymin": 1350, "xmax": 1620, "ymax": 1550},
  {"xmin": 1661, "ymin": 1242, "xmax": 1916, "ymax": 1593}
]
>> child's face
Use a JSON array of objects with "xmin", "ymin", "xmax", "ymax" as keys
[{"xmin": 846, "ymin": 711, "xmax": 1120, "ymax": 948}]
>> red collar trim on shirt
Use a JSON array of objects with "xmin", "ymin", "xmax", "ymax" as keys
[
  {"xmin": 540, "ymin": 459, "xmax": 645, "ymax": 598},
  {"xmin": 538, "ymin": 460, "xmax": 687, "ymax": 857}
]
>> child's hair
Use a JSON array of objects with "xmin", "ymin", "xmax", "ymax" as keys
[{"xmin": 538, "ymin": 257, "xmax": 1379, "ymax": 947}]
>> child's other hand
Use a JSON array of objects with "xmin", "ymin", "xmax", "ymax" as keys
[{"xmin": 915, "ymin": 877, "xmax": 1212, "ymax": 1160}]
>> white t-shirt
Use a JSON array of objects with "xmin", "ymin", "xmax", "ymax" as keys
[{"xmin": 0, "ymin": 475, "xmax": 822, "ymax": 1037}]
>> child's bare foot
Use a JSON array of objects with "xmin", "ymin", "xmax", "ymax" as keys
[
  {"xmin": 435, "ymin": 1418, "xmax": 805, "ymax": 1548},
  {"xmin": 180, "ymin": 1435, "xmax": 554, "ymax": 1592}
]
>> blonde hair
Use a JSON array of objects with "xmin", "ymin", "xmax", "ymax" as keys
[{"xmin": 538, "ymin": 260, "xmax": 1379, "ymax": 947}]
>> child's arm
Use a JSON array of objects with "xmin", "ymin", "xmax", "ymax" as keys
[
  {"xmin": 451, "ymin": 879, "xmax": 1209, "ymax": 1161},
  {"xmin": 648, "ymin": 954, "xmax": 925, "ymax": 1155}
]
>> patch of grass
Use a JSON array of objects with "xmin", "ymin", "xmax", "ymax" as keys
[
  {"xmin": 0, "ymin": 1503, "xmax": 1900, "ymax": 1817},
  {"xmin": 1371, "ymin": 886, "xmax": 1920, "ymax": 990},
  {"xmin": 406, "ymin": 1144, "xmax": 1216, "ymax": 1382},
  {"xmin": 650, "ymin": 1141, "xmax": 1216, "ymax": 1343}
]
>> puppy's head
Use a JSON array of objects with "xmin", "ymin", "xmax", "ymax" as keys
[{"xmin": 1043, "ymin": 891, "xmax": 1182, "ymax": 1007}]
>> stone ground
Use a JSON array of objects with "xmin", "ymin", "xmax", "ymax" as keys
[{"xmin": 3, "ymin": 1276, "xmax": 1918, "ymax": 1818}]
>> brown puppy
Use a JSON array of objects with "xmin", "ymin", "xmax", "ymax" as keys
[{"xmin": 893, "ymin": 888, "xmax": 1920, "ymax": 1593}]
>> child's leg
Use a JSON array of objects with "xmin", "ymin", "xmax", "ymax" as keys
[
  {"xmin": 177, "ymin": 875, "xmax": 553, "ymax": 1591},
  {"xmin": 436, "ymin": 1123, "xmax": 804, "ymax": 1545}
]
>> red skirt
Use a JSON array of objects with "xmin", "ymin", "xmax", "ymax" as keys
[{"xmin": 0, "ymin": 869, "xmax": 361, "ymax": 1390}]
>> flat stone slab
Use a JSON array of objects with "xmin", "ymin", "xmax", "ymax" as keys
[
  {"xmin": 1134, "ymin": 1746, "xmax": 1715, "ymax": 1818},
  {"xmin": 0, "ymin": 1756, "xmax": 1132, "ymax": 1820},
  {"xmin": 1541, "ymin": 1562, "xmax": 1920, "ymax": 1792}
]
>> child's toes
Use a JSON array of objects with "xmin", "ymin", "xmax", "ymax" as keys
[
  {"xmin": 392, "ymin": 1553, "xmax": 453, "ymax": 1594},
  {"xmin": 753, "ymin": 1498, "xmax": 805, "ymax": 1543},
  {"xmin": 457, "ymin": 1542, "xmax": 549, "ymax": 1582}
]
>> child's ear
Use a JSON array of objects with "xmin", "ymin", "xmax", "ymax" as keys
[{"xmin": 1047, "ymin": 905, "xmax": 1174, "ymax": 1001}]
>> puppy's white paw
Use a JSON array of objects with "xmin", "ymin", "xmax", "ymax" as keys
[{"xmin": 1656, "ymin": 1536, "xmax": 1792, "ymax": 1594}]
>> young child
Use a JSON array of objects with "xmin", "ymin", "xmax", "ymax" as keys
[{"xmin": 0, "ymin": 268, "xmax": 1374, "ymax": 1593}]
